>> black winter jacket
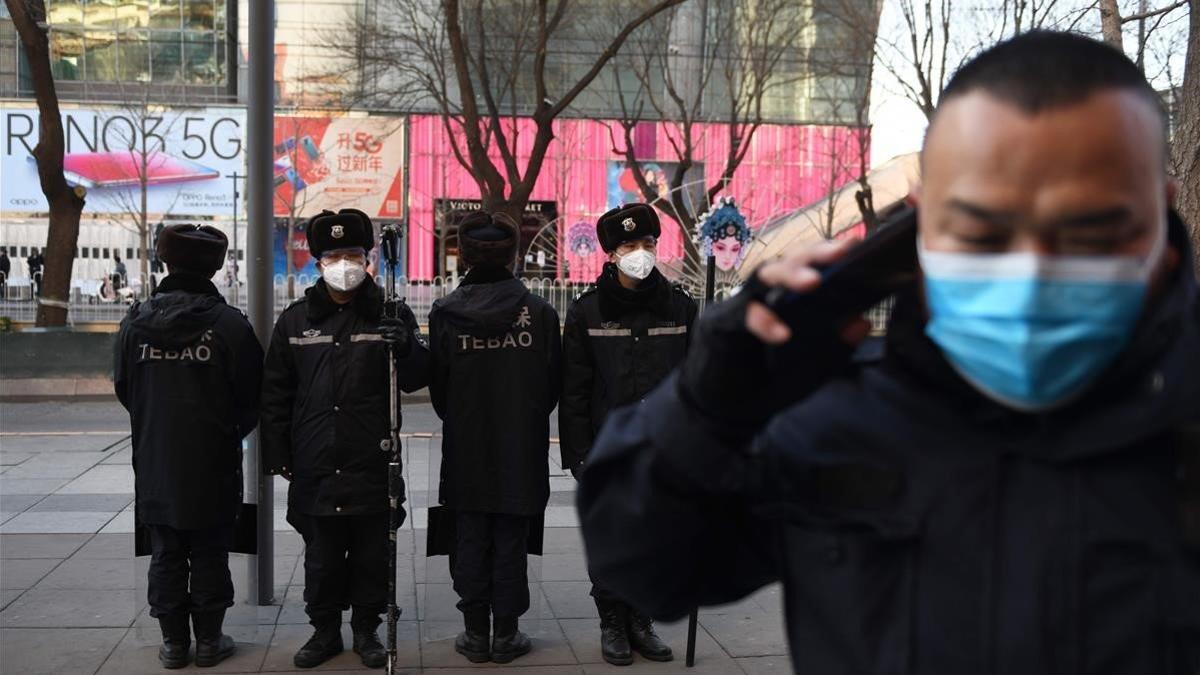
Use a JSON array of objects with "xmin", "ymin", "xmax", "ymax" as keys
[
  {"xmin": 114, "ymin": 273, "xmax": 263, "ymax": 530},
  {"xmin": 578, "ymin": 219, "xmax": 1200, "ymax": 675},
  {"xmin": 260, "ymin": 279, "xmax": 429, "ymax": 516},
  {"xmin": 559, "ymin": 265, "xmax": 698, "ymax": 471},
  {"xmin": 429, "ymin": 267, "xmax": 562, "ymax": 516}
]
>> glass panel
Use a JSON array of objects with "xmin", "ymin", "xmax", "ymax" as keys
[
  {"xmin": 50, "ymin": 26, "xmax": 85, "ymax": 80},
  {"xmin": 182, "ymin": 29, "xmax": 216, "ymax": 83},
  {"xmin": 184, "ymin": 0, "xmax": 215, "ymax": 30},
  {"xmin": 149, "ymin": 29, "xmax": 183, "ymax": 82},
  {"xmin": 119, "ymin": 28, "xmax": 150, "ymax": 82},
  {"xmin": 149, "ymin": 0, "xmax": 181, "ymax": 29}
]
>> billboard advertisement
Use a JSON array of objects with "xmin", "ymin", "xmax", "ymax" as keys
[
  {"xmin": 272, "ymin": 116, "xmax": 406, "ymax": 219},
  {"xmin": 2, "ymin": 106, "xmax": 246, "ymax": 217}
]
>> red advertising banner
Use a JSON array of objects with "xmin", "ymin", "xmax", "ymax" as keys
[{"xmin": 272, "ymin": 115, "xmax": 405, "ymax": 219}]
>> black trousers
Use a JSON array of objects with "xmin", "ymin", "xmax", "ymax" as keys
[
  {"xmin": 293, "ymin": 512, "xmax": 390, "ymax": 629},
  {"xmin": 146, "ymin": 524, "xmax": 235, "ymax": 619},
  {"xmin": 590, "ymin": 574, "xmax": 626, "ymax": 605},
  {"xmin": 451, "ymin": 511, "xmax": 531, "ymax": 623}
]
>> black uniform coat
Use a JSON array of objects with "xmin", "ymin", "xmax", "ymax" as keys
[
  {"xmin": 260, "ymin": 279, "xmax": 429, "ymax": 517},
  {"xmin": 114, "ymin": 273, "xmax": 263, "ymax": 530},
  {"xmin": 428, "ymin": 267, "xmax": 562, "ymax": 516},
  {"xmin": 559, "ymin": 265, "xmax": 698, "ymax": 471},
  {"xmin": 578, "ymin": 218, "xmax": 1200, "ymax": 675}
]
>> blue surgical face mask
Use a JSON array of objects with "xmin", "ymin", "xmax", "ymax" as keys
[{"xmin": 918, "ymin": 231, "xmax": 1164, "ymax": 411}]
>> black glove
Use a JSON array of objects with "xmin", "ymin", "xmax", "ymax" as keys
[
  {"xmin": 678, "ymin": 274, "xmax": 856, "ymax": 430},
  {"xmin": 380, "ymin": 317, "xmax": 413, "ymax": 357}
]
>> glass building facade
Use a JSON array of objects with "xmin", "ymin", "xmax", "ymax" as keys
[{"xmin": 45, "ymin": 1, "xmax": 229, "ymax": 85}]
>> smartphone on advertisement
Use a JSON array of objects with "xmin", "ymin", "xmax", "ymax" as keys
[{"xmin": 45, "ymin": 152, "xmax": 219, "ymax": 189}]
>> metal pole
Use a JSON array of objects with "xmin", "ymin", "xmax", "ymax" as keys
[
  {"xmin": 246, "ymin": 0, "xmax": 275, "ymax": 607},
  {"xmin": 682, "ymin": 253, "xmax": 717, "ymax": 667},
  {"xmin": 227, "ymin": 172, "xmax": 242, "ymax": 304}
]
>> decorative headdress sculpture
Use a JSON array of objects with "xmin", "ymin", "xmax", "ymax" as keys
[
  {"xmin": 695, "ymin": 196, "xmax": 752, "ymax": 272},
  {"xmin": 567, "ymin": 220, "xmax": 600, "ymax": 258}
]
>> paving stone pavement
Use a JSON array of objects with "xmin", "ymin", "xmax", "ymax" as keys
[{"xmin": 0, "ymin": 400, "xmax": 790, "ymax": 673}]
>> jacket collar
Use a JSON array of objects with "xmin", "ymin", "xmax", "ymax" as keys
[
  {"xmin": 596, "ymin": 263, "xmax": 674, "ymax": 321},
  {"xmin": 461, "ymin": 265, "xmax": 514, "ymax": 286},
  {"xmin": 884, "ymin": 212, "xmax": 1199, "ymax": 427},
  {"xmin": 306, "ymin": 278, "xmax": 383, "ymax": 322},
  {"xmin": 155, "ymin": 273, "xmax": 222, "ymax": 299}
]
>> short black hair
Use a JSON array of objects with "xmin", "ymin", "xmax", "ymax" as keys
[{"xmin": 940, "ymin": 30, "xmax": 1165, "ymax": 122}]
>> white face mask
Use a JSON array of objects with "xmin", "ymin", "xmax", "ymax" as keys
[
  {"xmin": 616, "ymin": 249, "xmax": 656, "ymax": 280},
  {"xmin": 321, "ymin": 258, "xmax": 367, "ymax": 292}
]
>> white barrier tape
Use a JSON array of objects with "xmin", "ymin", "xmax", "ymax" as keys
[{"xmin": 36, "ymin": 296, "xmax": 70, "ymax": 309}]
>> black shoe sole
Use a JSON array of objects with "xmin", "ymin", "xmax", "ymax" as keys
[
  {"xmin": 353, "ymin": 646, "xmax": 387, "ymax": 669},
  {"xmin": 491, "ymin": 644, "xmax": 531, "ymax": 665},
  {"xmin": 634, "ymin": 648, "xmax": 675, "ymax": 662},
  {"xmin": 293, "ymin": 648, "xmax": 343, "ymax": 669},
  {"xmin": 602, "ymin": 652, "xmax": 635, "ymax": 666},
  {"xmin": 159, "ymin": 656, "xmax": 189, "ymax": 669},
  {"xmin": 454, "ymin": 643, "xmax": 491, "ymax": 663},
  {"xmin": 195, "ymin": 646, "xmax": 235, "ymax": 668}
]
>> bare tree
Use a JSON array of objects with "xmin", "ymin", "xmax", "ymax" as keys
[
  {"xmin": 95, "ymin": 88, "xmax": 189, "ymax": 299},
  {"xmin": 6, "ymin": 0, "xmax": 86, "ymax": 326},
  {"xmin": 607, "ymin": 0, "xmax": 819, "ymax": 274},
  {"xmin": 335, "ymin": 0, "xmax": 686, "ymax": 225},
  {"xmin": 1095, "ymin": 0, "xmax": 1197, "ymax": 260}
]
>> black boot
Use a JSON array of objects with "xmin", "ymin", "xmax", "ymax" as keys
[
  {"xmin": 491, "ymin": 616, "xmax": 532, "ymax": 664},
  {"xmin": 192, "ymin": 610, "xmax": 235, "ymax": 667},
  {"xmin": 454, "ymin": 611, "xmax": 490, "ymax": 663},
  {"xmin": 293, "ymin": 617, "xmax": 344, "ymax": 668},
  {"xmin": 350, "ymin": 612, "xmax": 386, "ymax": 669},
  {"xmin": 628, "ymin": 609, "xmax": 674, "ymax": 662},
  {"xmin": 596, "ymin": 600, "xmax": 633, "ymax": 666},
  {"xmin": 157, "ymin": 614, "xmax": 191, "ymax": 669}
]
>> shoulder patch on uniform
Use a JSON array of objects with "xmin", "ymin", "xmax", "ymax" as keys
[
  {"xmin": 573, "ymin": 285, "xmax": 597, "ymax": 302},
  {"xmin": 671, "ymin": 283, "xmax": 695, "ymax": 299}
]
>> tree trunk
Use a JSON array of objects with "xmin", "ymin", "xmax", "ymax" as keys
[
  {"xmin": 7, "ymin": 0, "xmax": 86, "ymax": 326},
  {"xmin": 1173, "ymin": 0, "xmax": 1200, "ymax": 265},
  {"xmin": 140, "ymin": 173, "xmax": 150, "ymax": 297},
  {"xmin": 286, "ymin": 217, "xmax": 296, "ymax": 300},
  {"xmin": 1099, "ymin": 0, "xmax": 1125, "ymax": 48}
]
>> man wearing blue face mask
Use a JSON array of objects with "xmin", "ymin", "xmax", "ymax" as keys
[{"xmin": 577, "ymin": 31, "xmax": 1199, "ymax": 675}]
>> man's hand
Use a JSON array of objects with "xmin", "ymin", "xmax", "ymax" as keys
[
  {"xmin": 679, "ymin": 238, "xmax": 871, "ymax": 428},
  {"xmin": 380, "ymin": 317, "xmax": 412, "ymax": 356},
  {"xmin": 745, "ymin": 239, "xmax": 873, "ymax": 346}
]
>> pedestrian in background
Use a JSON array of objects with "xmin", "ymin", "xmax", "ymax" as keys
[
  {"xmin": 26, "ymin": 248, "xmax": 43, "ymax": 297},
  {"xmin": 560, "ymin": 203, "xmax": 695, "ymax": 666},
  {"xmin": 0, "ymin": 249, "xmax": 10, "ymax": 300},
  {"xmin": 260, "ymin": 209, "xmax": 429, "ymax": 669},
  {"xmin": 113, "ymin": 253, "xmax": 127, "ymax": 292},
  {"xmin": 579, "ymin": 31, "xmax": 1200, "ymax": 674},
  {"xmin": 428, "ymin": 212, "xmax": 562, "ymax": 665},
  {"xmin": 113, "ymin": 224, "xmax": 263, "ymax": 669}
]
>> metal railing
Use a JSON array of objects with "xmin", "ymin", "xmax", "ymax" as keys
[
  {"xmin": 0, "ymin": 275, "xmax": 595, "ymax": 327},
  {"xmin": 0, "ymin": 274, "xmax": 896, "ymax": 332}
]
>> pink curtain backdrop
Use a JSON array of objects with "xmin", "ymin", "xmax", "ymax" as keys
[{"xmin": 406, "ymin": 115, "xmax": 865, "ymax": 281}]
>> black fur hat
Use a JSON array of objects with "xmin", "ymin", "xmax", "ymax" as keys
[
  {"xmin": 156, "ymin": 224, "xmax": 228, "ymax": 275},
  {"xmin": 458, "ymin": 211, "xmax": 519, "ymax": 269},
  {"xmin": 596, "ymin": 203, "xmax": 660, "ymax": 253},
  {"xmin": 307, "ymin": 209, "xmax": 375, "ymax": 258}
]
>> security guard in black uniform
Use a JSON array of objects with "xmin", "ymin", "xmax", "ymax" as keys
[
  {"xmin": 114, "ymin": 225, "xmax": 263, "ymax": 669},
  {"xmin": 260, "ymin": 209, "xmax": 429, "ymax": 669},
  {"xmin": 560, "ymin": 203, "xmax": 697, "ymax": 665},
  {"xmin": 428, "ymin": 212, "xmax": 562, "ymax": 665}
]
